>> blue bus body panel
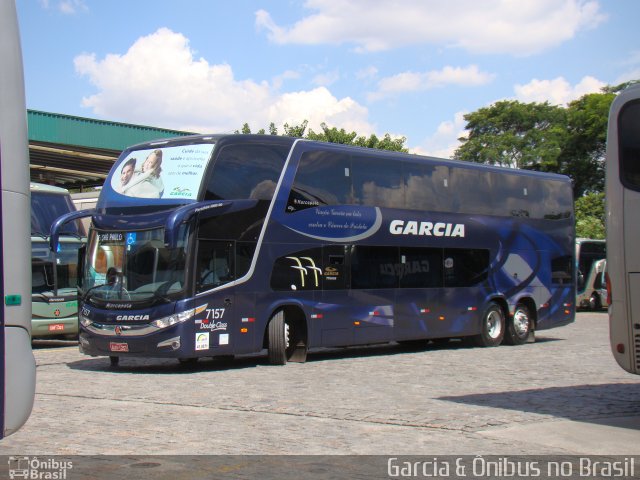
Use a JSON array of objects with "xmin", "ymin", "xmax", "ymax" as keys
[{"xmin": 78, "ymin": 136, "xmax": 574, "ymax": 360}]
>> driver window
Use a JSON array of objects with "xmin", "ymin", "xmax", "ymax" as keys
[{"xmin": 197, "ymin": 240, "xmax": 234, "ymax": 293}]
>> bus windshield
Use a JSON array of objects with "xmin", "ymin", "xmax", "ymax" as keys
[
  {"xmin": 32, "ymin": 240, "xmax": 80, "ymax": 293},
  {"xmin": 31, "ymin": 191, "xmax": 83, "ymax": 237},
  {"xmin": 83, "ymin": 227, "xmax": 188, "ymax": 303}
]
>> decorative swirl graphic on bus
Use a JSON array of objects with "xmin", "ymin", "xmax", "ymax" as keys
[{"xmin": 283, "ymin": 205, "xmax": 382, "ymax": 242}]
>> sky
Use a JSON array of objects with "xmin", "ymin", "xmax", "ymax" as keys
[{"xmin": 16, "ymin": 0, "xmax": 640, "ymax": 158}]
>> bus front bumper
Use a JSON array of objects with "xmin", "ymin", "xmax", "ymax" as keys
[{"xmin": 78, "ymin": 322, "xmax": 233, "ymax": 358}]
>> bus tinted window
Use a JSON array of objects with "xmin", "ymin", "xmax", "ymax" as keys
[
  {"xmin": 619, "ymin": 100, "xmax": 640, "ymax": 190},
  {"xmin": 205, "ymin": 144, "xmax": 288, "ymax": 201},
  {"xmin": 443, "ymin": 249, "xmax": 489, "ymax": 287},
  {"xmin": 322, "ymin": 245, "xmax": 349, "ymax": 290},
  {"xmin": 31, "ymin": 192, "xmax": 83, "ymax": 236},
  {"xmin": 493, "ymin": 173, "xmax": 538, "ymax": 218},
  {"xmin": 402, "ymin": 162, "xmax": 450, "ymax": 212},
  {"xmin": 288, "ymin": 151, "xmax": 352, "ymax": 211},
  {"xmin": 542, "ymin": 180, "xmax": 573, "ymax": 220},
  {"xmin": 398, "ymin": 247, "xmax": 443, "ymax": 288},
  {"xmin": 351, "ymin": 155, "xmax": 404, "ymax": 208},
  {"xmin": 196, "ymin": 241, "xmax": 234, "ymax": 292},
  {"xmin": 450, "ymin": 168, "xmax": 493, "ymax": 215},
  {"xmin": 351, "ymin": 246, "xmax": 400, "ymax": 289},
  {"xmin": 551, "ymin": 255, "xmax": 573, "ymax": 285}
]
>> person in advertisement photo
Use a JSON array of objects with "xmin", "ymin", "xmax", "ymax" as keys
[
  {"xmin": 120, "ymin": 149, "xmax": 165, "ymax": 198},
  {"xmin": 114, "ymin": 157, "xmax": 137, "ymax": 194}
]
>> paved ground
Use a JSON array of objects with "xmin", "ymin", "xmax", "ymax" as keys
[{"xmin": 1, "ymin": 312, "xmax": 639, "ymax": 464}]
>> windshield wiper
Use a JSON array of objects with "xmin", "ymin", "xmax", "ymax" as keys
[
  {"xmin": 152, "ymin": 281, "xmax": 177, "ymax": 305},
  {"xmin": 82, "ymin": 282, "xmax": 109, "ymax": 303}
]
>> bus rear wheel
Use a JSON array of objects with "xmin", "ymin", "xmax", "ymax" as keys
[
  {"xmin": 473, "ymin": 302, "xmax": 505, "ymax": 347},
  {"xmin": 505, "ymin": 303, "xmax": 533, "ymax": 345},
  {"xmin": 589, "ymin": 292, "xmax": 602, "ymax": 310}
]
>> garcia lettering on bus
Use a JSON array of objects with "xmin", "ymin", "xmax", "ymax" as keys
[{"xmin": 389, "ymin": 220, "xmax": 465, "ymax": 238}]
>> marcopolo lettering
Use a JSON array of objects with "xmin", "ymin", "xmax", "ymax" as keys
[{"xmin": 389, "ymin": 219, "xmax": 465, "ymax": 238}]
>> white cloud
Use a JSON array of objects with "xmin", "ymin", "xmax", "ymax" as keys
[
  {"xmin": 368, "ymin": 65, "xmax": 495, "ymax": 101},
  {"xmin": 312, "ymin": 70, "xmax": 340, "ymax": 87},
  {"xmin": 74, "ymin": 28, "xmax": 374, "ymax": 135},
  {"xmin": 356, "ymin": 66, "xmax": 379, "ymax": 81},
  {"xmin": 614, "ymin": 51, "xmax": 640, "ymax": 85},
  {"xmin": 256, "ymin": 0, "xmax": 606, "ymax": 55},
  {"xmin": 40, "ymin": 0, "xmax": 88, "ymax": 14},
  {"xmin": 616, "ymin": 69, "xmax": 640, "ymax": 85},
  {"xmin": 410, "ymin": 112, "xmax": 467, "ymax": 159},
  {"xmin": 514, "ymin": 76, "xmax": 606, "ymax": 105}
]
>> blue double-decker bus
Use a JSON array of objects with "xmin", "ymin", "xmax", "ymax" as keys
[{"xmin": 52, "ymin": 134, "xmax": 575, "ymax": 366}]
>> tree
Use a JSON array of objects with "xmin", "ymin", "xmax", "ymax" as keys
[
  {"xmin": 237, "ymin": 121, "xmax": 408, "ymax": 152},
  {"xmin": 454, "ymin": 100, "xmax": 567, "ymax": 170},
  {"xmin": 575, "ymin": 192, "xmax": 605, "ymax": 239},
  {"xmin": 559, "ymin": 92, "xmax": 615, "ymax": 196}
]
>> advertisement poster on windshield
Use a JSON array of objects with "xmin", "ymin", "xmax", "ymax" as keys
[{"xmin": 111, "ymin": 143, "xmax": 215, "ymax": 200}]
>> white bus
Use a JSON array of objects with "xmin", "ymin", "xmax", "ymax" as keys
[
  {"xmin": 575, "ymin": 238, "xmax": 606, "ymax": 309},
  {"xmin": 0, "ymin": 0, "xmax": 37, "ymax": 437},
  {"xmin": 31, "ymin": 182, "xmax": 84, "ymax": 339},
  {"xmin": 605, "ymin": 83, "xmax": 640, "ymax": 374}
]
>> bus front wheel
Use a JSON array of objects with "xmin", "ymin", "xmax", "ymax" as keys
[
  {"xmin": 473, "ymin": 303, "xmax": 505, "ymax": 347},
  {"xmin": 268, "ymin": 311, "xmax": 290, "ymax": 365}
]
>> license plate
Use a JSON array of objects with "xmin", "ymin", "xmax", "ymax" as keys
[
  {"xmin": 109, "ymin": 342, "xmax": 129, "ymax": 352},
  {"xmin": 48, "ymin": 324, "xmax": 65, "ymax": 332}
]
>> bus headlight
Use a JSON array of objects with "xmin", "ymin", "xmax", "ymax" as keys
[
  {"xmin": 79, "ymin": 314, "xmax": 92, "ymax": 327},
  {"xmin": 151, "ymin": 308, "xmax": 196, "ymax": 330}
]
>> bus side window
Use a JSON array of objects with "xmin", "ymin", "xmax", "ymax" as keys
[
  {"xmin": 287, "ymin": 151, "xmax": 352, "ymax": 212},
  {"xmin": 196, "ymin": 241, "xmax": 234, "ymax": 292},
  {"xmin": 323, "ymin": 246, "xmax": 349, "ymax": 290},
  {"xmin": 443, "ymin": 249, "xmax": 490, "ymax": 287},
  {"xmin": 351, "ymin": 246, "xmax": 400, "ymax": 289},
  {"xmin": 619, "ymin": 101, "xmax": 640, "ymax": 190},
  {"xmin": 351, "ymin": 155, "xmax": 403, "ymax": 208},
  {"xmin": 551, "ymin": 255, "xmax": 573, "ymax": 285}
]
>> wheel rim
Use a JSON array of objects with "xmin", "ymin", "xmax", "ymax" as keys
[
  {"xmin": 486, "ymin": 310, "xmax": 503, "ymax": 339},
  {"xmin": 513, "ymin": 309, "xmax": 530, "ymax": 337},
  {"xmin": 284, "ymin": 322, "xmax": 290, "ymax": 349}
]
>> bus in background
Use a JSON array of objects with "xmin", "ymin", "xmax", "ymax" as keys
[
  {"xmin": 52, "ymin": 134, "xmax": 575, "ymax": 367},
  {"xmin": 31, "ymin": 182, "xmax": 84, "ymax": 339},
  {"xmin": 71, "ymin": 190, "xmax": 100, "ymax": 233},
  {"xmin": 575, "ymin": 238, "xmax": 606, "ymax": 310},
  {"xmin": 0, "ymin": 0, "xmax": 36, "ymax": 437},
  {"xmin": 605, "ymin": 83, "xmax": 640, "ymax": 374},
  {"xmin": 577, "ymin": 257, "xmax": 608, "ymax": 311}
]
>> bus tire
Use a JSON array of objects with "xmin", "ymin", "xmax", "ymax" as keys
[
  {"xmin": 505, "ymin": 303, "xmax": 532, "ymax": 345},
  {"xmin": 268, "ymin": 311, "xmax": 289, "ymax": 365},
  {"xmin": 589, "ymin": 292, "xmax": 602, "ymax": 310},
  {"xmin": 473, "ymin": 302, "xmax": 505, "ymax": 347}
]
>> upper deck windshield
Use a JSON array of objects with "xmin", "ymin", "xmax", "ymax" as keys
[
  {"xmin": 100, "ymin": 137, "xmax": 293, "ymax": 210},
  {"xmin": 83, "ymin": 226, "xmax": 188, "ymax": 303}
]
